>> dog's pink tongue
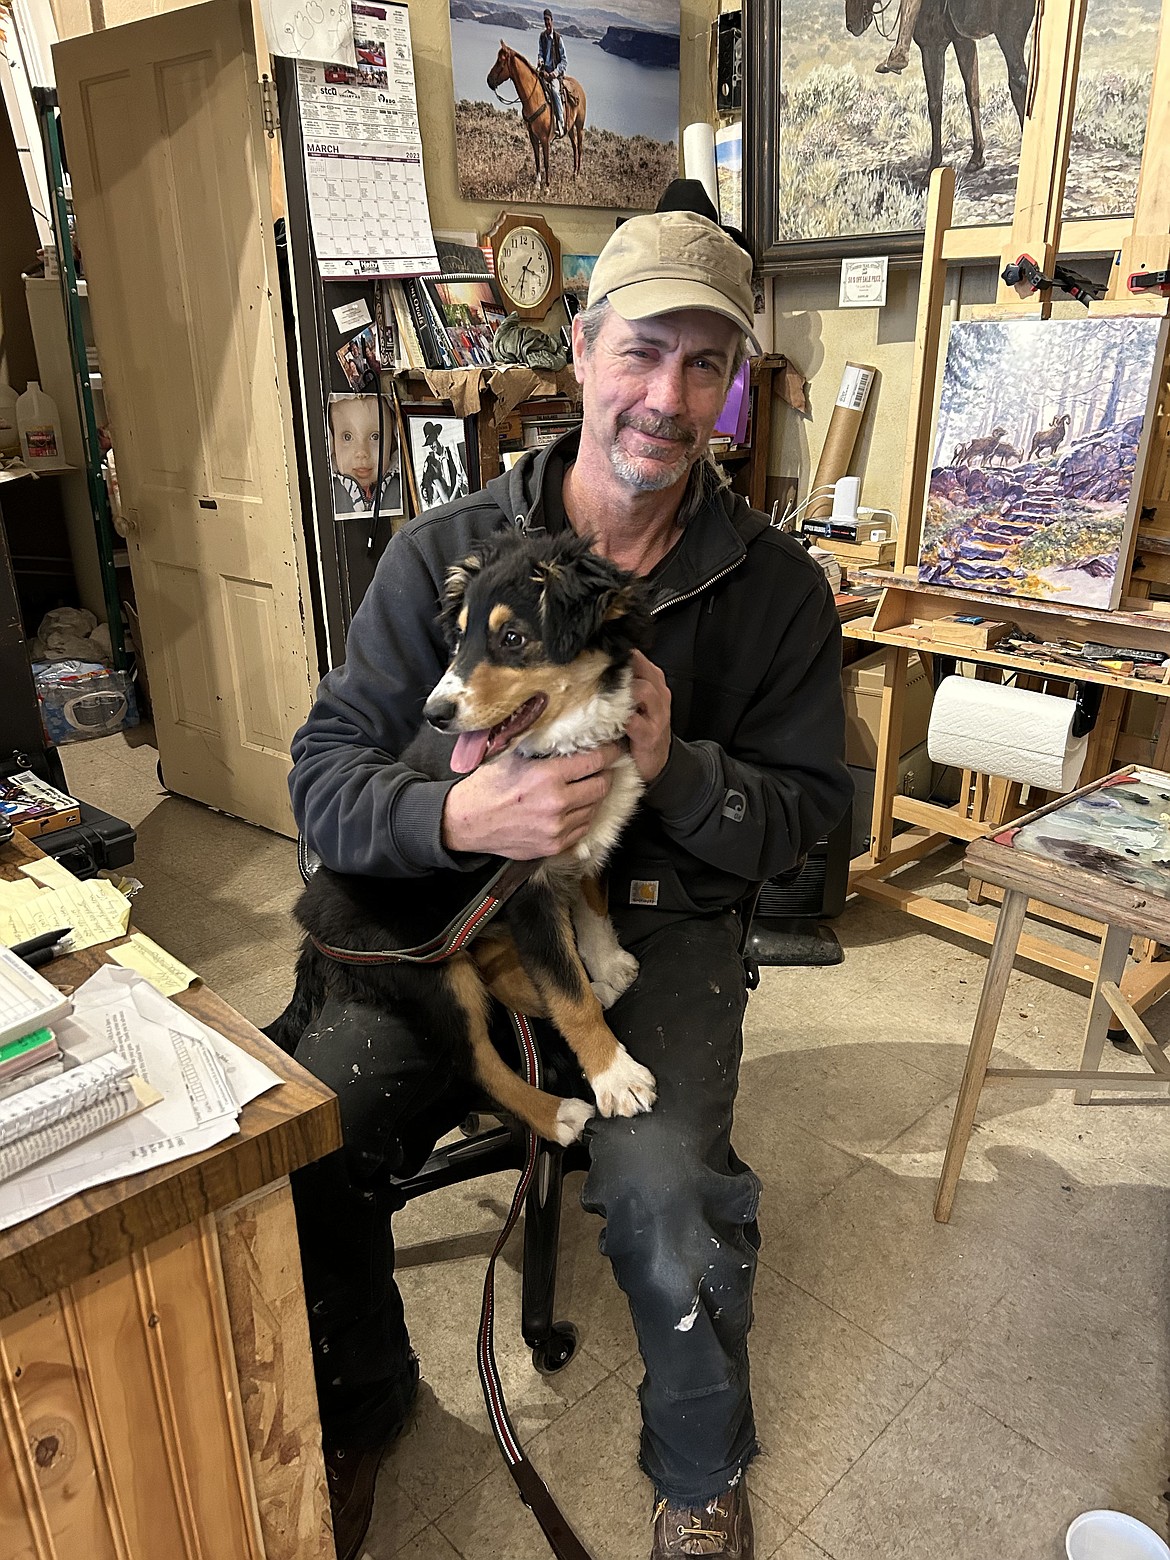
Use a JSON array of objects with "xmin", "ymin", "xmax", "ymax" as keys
[{"xmin": 450, "ymin": 730, "xmax": 491, "ymax": 774}]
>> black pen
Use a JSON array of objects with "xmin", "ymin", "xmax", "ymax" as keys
[{"xmin": 11, "ymin": 928, "xmax": 73, "ymax": 962}]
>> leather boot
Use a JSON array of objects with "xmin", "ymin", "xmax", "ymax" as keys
[{"xmin": 650, "ymin": 1486, "xmax": 754, "ymax": 1558}]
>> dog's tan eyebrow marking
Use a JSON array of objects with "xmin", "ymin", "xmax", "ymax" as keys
[
  {"xmin": 457, "ymin": 606, "xmax": 468, "ymax": 632},
  {"xmin": 489, "ymin": 604, "xmax": 514, "ymax": 632}
]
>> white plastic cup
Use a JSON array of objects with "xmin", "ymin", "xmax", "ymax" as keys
[{"xmin": 1066, "ymin": 1510, "xmax": 1170, "ymax": 1560}]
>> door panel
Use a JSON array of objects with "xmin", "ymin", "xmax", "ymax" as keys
[{"xmin": 55, "ymin": 0, "xmax": 314, "ymax": 835}]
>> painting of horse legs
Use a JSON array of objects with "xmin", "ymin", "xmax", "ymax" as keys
[
  {"xmin": 772, "ymin": 0, "xmax": 1158, "ymax": 247},
  {"xmin": 919, "ymin": 317, "xmax": 1167, "ymax": 611}
]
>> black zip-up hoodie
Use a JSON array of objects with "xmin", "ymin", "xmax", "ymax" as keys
[{"xmin": 289, "ymin": 432, "xmax": 852, "ymax": 916}]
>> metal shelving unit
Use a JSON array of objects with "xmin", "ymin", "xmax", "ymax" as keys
[{"xmin": 34, "ymin": 87, "xmax": 128, "ymax": 672}]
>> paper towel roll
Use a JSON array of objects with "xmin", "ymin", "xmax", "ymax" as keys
[
  {"xmin": 682, "ymin": 122, "xmax": 719, "ymax": 215},
  {"xmin": 927, "ymin": 676, "xmax": 1088, "ymax": 792}
]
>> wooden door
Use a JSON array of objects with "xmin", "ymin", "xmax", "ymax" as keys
[{"xmin": 54, "ymin": 0, "xmax": 315, "ymax": 837}]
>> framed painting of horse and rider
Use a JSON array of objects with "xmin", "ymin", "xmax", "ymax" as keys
[
  {"xmin": 447, "ymin": 0, "xmax": 681, "ymax": 208},
  {"xmin": 745, "ymin": 0, "xmax": 1161, "ymax": 264}
]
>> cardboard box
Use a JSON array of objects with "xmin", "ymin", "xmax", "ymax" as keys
[
  {"xmin": 849, "ymin": 742, "xmax": 934, "ymax": 858},
  {"xmin": 842, "ymin": 649, "xmax": 934, "ymax": 768}
]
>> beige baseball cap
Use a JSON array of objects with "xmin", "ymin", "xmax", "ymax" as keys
[{"xmin": 587, "ymin": 210, "xmax": 759, "ymax": 351}]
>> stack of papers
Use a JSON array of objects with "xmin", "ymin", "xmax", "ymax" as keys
[{"xmin": 0, "ymin": 966, "xmax": 280, "ymax": 1232}]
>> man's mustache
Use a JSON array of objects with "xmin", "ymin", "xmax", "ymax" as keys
[{"xmin": 618, "ymin": 414, "xmax": 697, "ymax": 447}]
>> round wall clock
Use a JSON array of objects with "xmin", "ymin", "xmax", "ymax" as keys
[{"xmin": 487, "ymin": 212, "xmax": 563, "ymax": 321}]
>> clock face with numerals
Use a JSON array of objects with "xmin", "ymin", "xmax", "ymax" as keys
[{"xmin": 496, "ymin": 227, "xmax": 555, "ymax": 311}]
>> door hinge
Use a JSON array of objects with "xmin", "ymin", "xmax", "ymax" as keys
[{"xmin": 260, "ymin": 75, "xmax": 277, "ymax": 138}]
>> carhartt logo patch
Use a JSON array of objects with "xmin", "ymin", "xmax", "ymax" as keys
[
  {"xmin": 629, "ymin": 879, "xmax": 660, "ymax": 906},
  {"xmin": 722, "ymin": 789, "xmax": 747, "ymax": 823}
]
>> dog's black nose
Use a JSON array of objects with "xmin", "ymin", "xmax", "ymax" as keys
[{"xmin": 425, "ymin": 697, "xmax": 458, "ymax": 731}]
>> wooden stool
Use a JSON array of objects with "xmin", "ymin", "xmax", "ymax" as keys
[{"xmin": 935, "ymin": 768, "xmax": 1170, "ymax": 1223}]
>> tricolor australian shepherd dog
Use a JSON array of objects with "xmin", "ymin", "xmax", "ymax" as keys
[{"xmin": 273, "ymin": 530, "xmax": 657, "ymax": 1145}]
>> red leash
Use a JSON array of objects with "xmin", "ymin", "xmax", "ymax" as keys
[
  {"xmin": 479, "ymin": 1012, "xmax": 594, "ymax": 1560},
  {"xmin": 313, "ymin": 868, "xmax": 596, "ymax": 1560}
]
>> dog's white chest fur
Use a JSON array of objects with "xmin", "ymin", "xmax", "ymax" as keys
[{"xmin": 517, "ymin": 671, "xmax": 644, "ymax": 872}]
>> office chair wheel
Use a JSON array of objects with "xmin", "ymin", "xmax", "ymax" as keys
[
  {"xmin": 531, "ymin": 1322, "xmax": 578, "ymax": 1375},
  {"xmin": 460, "ymin": 1113, "xmax": 483, "ymax": 1136}
]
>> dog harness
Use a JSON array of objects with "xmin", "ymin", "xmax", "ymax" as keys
[{"xmin": 312, "ymin": 860, "xmax": 595, "ymax": 1560}]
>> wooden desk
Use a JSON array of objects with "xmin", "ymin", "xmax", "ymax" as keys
[
  {"xmin": 0, "ymin": 831, "xmax": 342, "ymax": 1559},
  {"xmin": 935, "ymin": 769, "xmax": 1170, "ymax": 1223}
]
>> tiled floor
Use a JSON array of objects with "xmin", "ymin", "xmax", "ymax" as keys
[{"xmin": 61, "ymin": 729, "xmax": 1170, "ymax": 1560}]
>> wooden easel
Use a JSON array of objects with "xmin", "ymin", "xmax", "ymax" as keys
[{"xmin": 848, "ymin": 0, "xmax": 1170, "ymax": 1009}]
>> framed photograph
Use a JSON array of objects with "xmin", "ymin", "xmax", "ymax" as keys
[
  {"xmin": 562, "ymin": 253, "xmax": 598, "ymax": 301},
  {"xmin": 402, "ymin": 409, "xmax": 479, "ymax": 512},
  {"xmin": 327, "ymin": 393, "xmax": 405, "ymax": 523},
  {"xmin": 424, "ymin": 277, "xmax": 507, "ymax": 368},
  {"xmin": 448, "ymin": 0, "xmax": 680, "ymax": 209}
]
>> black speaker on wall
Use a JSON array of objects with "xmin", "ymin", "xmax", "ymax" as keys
[{"xmin": 747, "ymin": 806, "xmax": 851, "ymax": 967}]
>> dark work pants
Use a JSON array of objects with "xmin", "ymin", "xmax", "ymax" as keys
[{"xmin": 289, "ymin": 910, "xmax": 761, "ymax": 1503}]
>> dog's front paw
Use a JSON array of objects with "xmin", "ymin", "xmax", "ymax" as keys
[
  {"xmin": 590, "ymin": 949, "xmax": 639, "ymax": 1009},
  {"xmin": 591, "ymin": 1046, "xmax": 657, "ymax": 1118},
  {"xmin": 554, "ymin": 1097, "xmax": 595, "ymax": 1145}
]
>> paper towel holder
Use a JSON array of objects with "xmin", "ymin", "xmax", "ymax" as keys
[{"xmin": 1072, "ymin": 683, "xmax": 1103, "ymax": 739}]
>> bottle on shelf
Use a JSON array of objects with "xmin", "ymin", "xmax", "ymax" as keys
[{"xmin": 16, "ymin": 382, "xmax": 66, "ymax": 470}]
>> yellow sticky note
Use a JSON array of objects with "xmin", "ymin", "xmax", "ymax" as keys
[
  {"xmin": 2, "ymin": 878, "xmax": 131, "ymax": 952},
  {"xmin": 108, "ymin": 933, "xmax": 198, "ymax": 997},
  {"xmin": 19, "ymin": 858, "xmax": 83, "ymax": 892},
  {"xmin": 0, "ymin": 878, "xmax": 43, "ymax": 906}
]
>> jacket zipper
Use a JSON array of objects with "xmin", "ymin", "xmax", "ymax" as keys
[{"xmin": 651, "ymin": 558, "xmax": 743, "ymax": 616}]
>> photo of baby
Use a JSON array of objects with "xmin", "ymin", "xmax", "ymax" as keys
[{"xmin": 328, "ymin": 393, "xmax": 403, "ymax": 522}]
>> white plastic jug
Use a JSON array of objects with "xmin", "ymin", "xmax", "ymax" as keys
[
  {"xmin": 0, "ymin": 381, "xmax": 18, "ymax": 458},
  {"xmin": 17, "ymin": 381, "xmax": 65, "ymax": 470}
]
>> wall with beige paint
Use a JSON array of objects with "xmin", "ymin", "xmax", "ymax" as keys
[{"xmin": 769, "ymin": 261, "xmax": 1001, "ymax": 524}]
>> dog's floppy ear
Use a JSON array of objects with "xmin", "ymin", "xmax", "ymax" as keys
[
  {"xmin": 536, "ymin": 544, "xmax": 652, "ymax": 662},
  {"xmin": 438, "ymin": 551, "xmax": 484, "ymax": 644}
]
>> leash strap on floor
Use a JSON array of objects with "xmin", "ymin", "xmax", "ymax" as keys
[
  {"xmin": 477, "ymin": 1010, "xmax": 595, "ymax": 1560},
  {"xmin": 309, "ymin": 859, "xmax": 538, "ymax": 967}
]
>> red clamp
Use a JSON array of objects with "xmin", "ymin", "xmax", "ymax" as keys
[{"xmin": 1128, "ymin": 269, "xmax": 1170, "ymax": 297}]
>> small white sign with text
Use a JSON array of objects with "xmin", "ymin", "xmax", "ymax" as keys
[{"xmin": 839, "ymin": 257, "xmax": 888, "ymax": 308}]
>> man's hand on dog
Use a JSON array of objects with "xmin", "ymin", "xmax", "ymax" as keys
[
  {"xmin": 626, "ymin": 650, "xmax": 672, "ymax": 785},
  {"xmin": 443, "ymin": 742, "xmax": 623, "ymax": 859}
]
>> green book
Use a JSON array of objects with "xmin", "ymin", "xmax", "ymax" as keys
[{"xmin": 0, "ymin": 1028, "xmax": 54, "ymax": 1065}]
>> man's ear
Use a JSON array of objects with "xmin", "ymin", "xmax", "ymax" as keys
[{"xmin": 570, "ymin": 313, "xmax": 587, "ymax": 387}]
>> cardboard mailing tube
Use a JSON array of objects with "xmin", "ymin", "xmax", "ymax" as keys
[{"xmin": 807, "ymin": 361, "xmax": 876, "ymax": 518}]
